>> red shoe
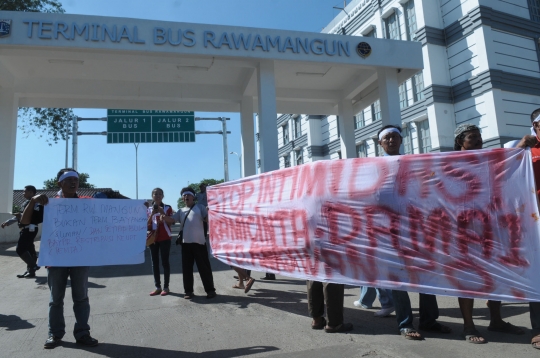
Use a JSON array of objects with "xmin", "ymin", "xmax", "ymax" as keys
[
  {"xmin": 149, "ymin": 288, "xmax": 162, "ymax": 296},
  {"xmin": 160, "ymin": 288, "xmax": 170, "ymax": 296}
]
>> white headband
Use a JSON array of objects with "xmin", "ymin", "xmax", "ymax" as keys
[
  {"xmin": 58, "ymin": 171, "xmax": 79, "ymax": 182},
  {"xmin": 378, "ymin": 128, "xmax": 401, "ymax": 141},
  {"xmin": 182, "ymin": 191, "xmax": 195, "ymax": 197},
  {"xmin": 531, "ymin": 114, "xmax": 540, "ymax": 136}
]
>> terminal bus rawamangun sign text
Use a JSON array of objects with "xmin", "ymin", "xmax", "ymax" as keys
[{"xmin": 106, "ymin": 109, "xmax": 195, "ymax": 144}]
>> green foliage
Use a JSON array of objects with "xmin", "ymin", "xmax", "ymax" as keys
[
  {"xmin": 12, "ymin": 204, "xmax": 21, "ymax": 213},
  {"xmin": 19, "ymin": 108, "xmax": 76, "ymax": 145},
  {"xmin": 177, "ymin": 178, "xmax": 224, "ymax": 209},
  {"xmin": 43, "ymin": 172, "xmax": 96, "ymax": 189},
  {"xmin": 7, "ymin": 0, "xmax": 70, "ymax": 145},
  {"xmin": 0, "ymin": 0, "xmax": 65, "ymax": 12}
]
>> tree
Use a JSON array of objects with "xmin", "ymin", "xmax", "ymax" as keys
[
  {"xmin": 43, "ymin": 173, "xmax": 96, "ymax": 189},
  {"xmin": 177, "ymin": 178, "xmax": 224, "ymax": 209},
  {"xmin": 4, "ymin": 0, "xmax": 71, "ymax": 145},
  {"xmin": 0, "ymin": 0, "xmax": 64, "ymax": 13}
]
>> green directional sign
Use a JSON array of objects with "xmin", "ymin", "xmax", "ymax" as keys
[{"xmin": 106, "ymin": 109, "xmax": 195, "ymax": 144}]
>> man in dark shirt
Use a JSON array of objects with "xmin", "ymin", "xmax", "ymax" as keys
[
  {"xmin": 25, "ymin": 168, "xmax": 98, "ymax": 349},
  {"xmin": 2, "ymin": 185, "xmax": 43, "ymax": 278}
]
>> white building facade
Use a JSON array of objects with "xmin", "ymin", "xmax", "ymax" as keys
[{"xmin": 267, "ymin": 0, "xmax": 540, "ymax": 170}]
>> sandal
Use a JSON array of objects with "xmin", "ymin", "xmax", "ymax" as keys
[
  {"xmin": 419, "ymin": 322, "xmax": 452, "ymax": 334},
  {"xmin": 532, "ymin": 334, "xmax": 540, "ymax": 350},
  {"xmin": 232, "ymin": 284, "xmax": 244, "ymax": 289},
  {"xmin": 463, "ymin": 329, "xmax": 487, "ymax": 344},
  {"xmin": 400, "ymin": 328, "xmax": 423, "ymax": 340},
  {"xmin": 487, "ymin": 321, "xmax": 525, "ymax": 335},
  {"xmin": 311, "ymin": 317, "xmax": 326, "ymax": 330},
  {"xmin": 244, "ymin": 278, "xmax": 256, "ymax": 293},
  {"xmin": 325, "ymin": 322, "xmax": 353, "ymax": 333}
]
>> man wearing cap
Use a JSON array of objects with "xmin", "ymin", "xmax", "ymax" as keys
[
  {"xmin": 167, "ymin": 187, "xmax": 216, "ymax": 299},
  {"xmin": 27, "ymin": 168, "xmax": 98, "ymax": 349},
  {"xmin": 2, "ymin": 185, "xmax": 43, "ymax": 278},
  {"xmin": 378, "ymin": 125, "xmax": 452, "ymax": 340}
]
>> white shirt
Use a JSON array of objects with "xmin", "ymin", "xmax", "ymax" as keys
[{"xmin": 172, "ymin": 204, "xmax": 207, "ymax": 245}]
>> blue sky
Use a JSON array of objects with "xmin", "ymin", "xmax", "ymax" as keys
[{"xmin": 14, "ymin": 0, "xmax": 347, "ymax": 205}]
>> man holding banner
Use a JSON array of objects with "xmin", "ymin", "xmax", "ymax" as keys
[
  {"xmin": 527, "ymin": 107, "xmax": 540, "ymax": 350},
  {"xmin": 377, "ymin": 125, "xmax": 451, "ymax": 340},
  {"xmin": 27, "ymin": 168, "xmax": 99, "ymax": 350}
]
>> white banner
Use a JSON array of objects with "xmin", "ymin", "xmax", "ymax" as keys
[
  {"xmin": 208, "ymin": 148, "xmax": 540, "ymax": 301},
  {"xmin": 38, "ymin": 198, "xmax": 147, "ymax": 266}
]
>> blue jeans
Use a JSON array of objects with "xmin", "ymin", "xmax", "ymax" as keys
[
  {"xmin": 359, "ymin": 287, "xmax": 394, "ymax": 309},
  {"xmin": 531, "ymin": 302, "xmax": 540, "ymax": 335},
  {"xmin": 47, "ymin": 267, "xmax": 91, "ymax": 339},
  {"xmin": 392, "ymin": 290, "xmax": 439, "ymax": 330}
]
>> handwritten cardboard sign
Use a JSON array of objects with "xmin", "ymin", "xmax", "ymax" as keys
[
  {"xmin": 208, "ymin": 148, "xmax": 540, "ymax": 301},
  {"xmin": 38, "ymin": 198, "xmax": 147, "ymax": 266}
]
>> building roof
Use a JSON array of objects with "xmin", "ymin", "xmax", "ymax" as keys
[{"xmin": 12, "ymin": 188, "xmax": 129, "ymax": 209}]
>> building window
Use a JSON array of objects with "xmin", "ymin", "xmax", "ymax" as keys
[
  {"xmin": 364, "ymin": 28, "xmax": 376, "ymax": 38},
  {"xmin": 401, "ymin": 123, "xmax": 413, "ymax": 154},
  {"xmin": 337, "ymin": 151, "xmax": 342, "ymax": 159},
  {"xmin": 412, "ymin": 72, "xmax": 425, "ymax": 102},
  {"xmin": 257, "ymin": 159, "xmax": 261, "ymax": 168},
  {"xmin": 294, "ymin": 116, "xmax": 302, "ymax": 138},
  {"xmin": 296, "ymin": 149, "xmax": 303, "ymax": 165},
  {"xmin": 282, "ymin": 122, "xmax": 289, "ymax": 145},
  {"xmin": 355, "ymin": 111, "xmax": 365, "ymax": 129},
  {"xmin": 385, "ymin": 12, "xmax": 400, "ymax": 40},
  {"xmin": 418, "ymin": 120, "xmax": 432, "ymax": 153},
  {"xmin": 336, "ymin": 116, "xmax": 341, "ymax": 138},
  {"xmin": 356, "ymin": 142, "xmax": 367, "ymax": 158},
  {"xmin": 399, "ymin": 83, "xmax": 408, "ymax": 109},
  {"xmin": 371, "ymin": 100, "xmax": 381, "ymax": 121},
  {"xmin": 404, "ymin": 0, "xmax": 417, "ymax": 40},
  {"xmin": 377, "ymin": 143, "xmax": 385, "ymax": 156},
  {"xmin": 284, "ymin": 154, "xmax": 291, "ymax": 168},
  {"xmin": 529, "ymin": 0, "xmax": 540, "ymax": 22}
]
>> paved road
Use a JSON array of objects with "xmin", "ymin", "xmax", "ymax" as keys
[{"xmin": 0, "ymin": 238, "xmax": 537, "ymax": 358}]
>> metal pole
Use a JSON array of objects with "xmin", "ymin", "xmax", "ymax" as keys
[
  {"xmin": 65, "ymin": 120, "xmax": 69, "ymax": 168},
  {"xmin": 72, "ymin": 117, "xmax": 78, "ymax": 170},
  {"xmin": 134, "ymin": 143, "xmax": 139, "ymax": 199},
  {"xmin": 230, "ymin": 151, "xmax": 242, "ymax": 179},
  {"xmin": 222, "ymin": 117, "xmax": 229, "ymax": 182}
]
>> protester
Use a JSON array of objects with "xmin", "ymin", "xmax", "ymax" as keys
[
  {"xmin": 307, "ymin": 280, "xmax": 353, "ymax": 333},
  {"xmin": 353, "ymin": 287, "xmax": 394, "ymax": 317},
  {"xmin": 147, "ymin": 188, "xmax": 174, "ymax": 296},
  {"xmin": 24, "ymin": 168, "xmax": 98, "ymax": 349},
  {"xmin": 165, "ymin": 187, "xmax": 216, "ymax": 299},
  {"xmin": 453, "ymin": 123, "xmax": 536, "ymax": 344},
  {"xmin": 519, "ymin": 108, "xmax": 540, "ymax": 350},
  {"xmin": 378, "ymin": 124, "xmax": 451, "ymax": 340},
  {"xmin": 231, "ymin": 266, "xmax": 256, "ymax": 294},
  {"xmin": 1, "ymin": 185, "xmax": 42, "ymax": 278}
]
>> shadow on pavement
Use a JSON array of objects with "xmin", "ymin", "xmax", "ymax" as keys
[
  {"xmin": 0, "ymin": 314, "xmax": 35, "ymax": 331},
  {"xmin": 60, "ymin": 342, "xmax": 279, "ymax": 357}
]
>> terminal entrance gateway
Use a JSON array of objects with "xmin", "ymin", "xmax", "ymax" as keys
[{"xmin": 0, "ymin": 10, "xmax": 423, "ymax": 227}]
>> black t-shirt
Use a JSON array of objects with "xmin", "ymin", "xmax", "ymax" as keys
[{"xmin": 18, "ymin": 199, "xmax": 44, "ymax": 228}]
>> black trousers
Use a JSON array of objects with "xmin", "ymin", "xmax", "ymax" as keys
[
  {"xmin": 149, "ymin": 240, "xmax": 171, "ymax": 288},
  {"xmin": 306, "ymin": 280, "xmax": 344, "ymax": 327},
  {"xmin": 16, "ymin": 228, "xmax": 38, "ymax": 268},
  {"xmin": 181, "ymin": 243, "xmax": 215, "ymax": 294}
]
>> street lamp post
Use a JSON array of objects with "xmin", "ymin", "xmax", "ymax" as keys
[{"xmin": 230, "ymin": 151, "xmax": 242, "ymax": 179}]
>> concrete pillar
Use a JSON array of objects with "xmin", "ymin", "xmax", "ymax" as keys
[
  {"xmin": 257, "ymin": 60, "xmax": 279, "ymax": 172},
  {"xmin": 0, "ymin": 89, "xmax": 18, "ymax": 213},
  {"xmin": 240, "ymin": 96, "xmax": 256, "ymax": 177},
  {"xmin": 337, "ymin": 99, "xmax": 357, "ymax": 159},
  {"xmin": 377, "ymin": 68, "xmax": 402, "ymax": 127}
]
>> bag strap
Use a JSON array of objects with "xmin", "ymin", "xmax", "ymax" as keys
[{"xmin": 181, "ymin": 206, "xmax": 193, "ymax": 230}]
